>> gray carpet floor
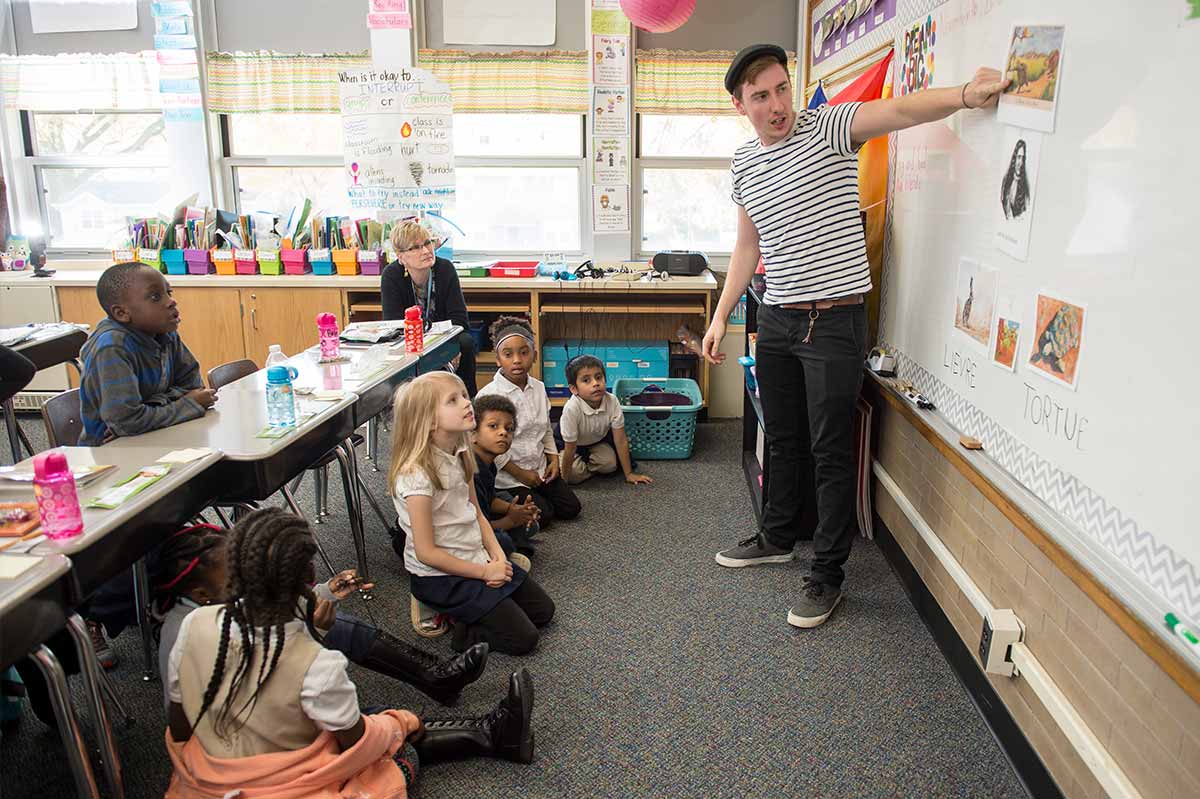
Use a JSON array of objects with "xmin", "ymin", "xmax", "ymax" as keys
[{"xmin": 1, "ymin": 413, "xmax": 1027, "ymax": 798}]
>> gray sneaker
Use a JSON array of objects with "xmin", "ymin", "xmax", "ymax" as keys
[
  {"xmin": 715, "ymin": 535, "xmax": 795, "ymax": 568},
  {"xmin": 787, "ymin": 577, "xmax": 843, "ymax": 628}
]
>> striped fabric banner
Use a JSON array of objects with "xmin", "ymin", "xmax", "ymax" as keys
[
  {"xmin": 635, "ymin": 49, "xmax": 798, "ymax": 116},
  {"xmin": 0, "ymin": 52, "xmax": 162, "ymax": 111},
  {"xmin": 417, "ymin": 49, "xmax": 588, "ymax": 114},
  {"xmin": 207, "ymin": 50, "xmax": 588, "ymax": 114}
]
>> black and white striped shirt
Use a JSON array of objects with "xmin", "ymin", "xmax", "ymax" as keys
[{"xmin": 731, "ymin": 102, "xmax": 871, "ymax": 305}]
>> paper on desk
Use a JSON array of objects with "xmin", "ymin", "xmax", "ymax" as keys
[
  {"xmin": 310, "ymin": 390, "xmax": 348, "ymax": 401},
  {"xmin": 0, "ymin": 555, "xmax": 40, "ymax": 580},
  {"xmin": 429, "ymin": 320, "xmax": 453, "ymax": 335},
  {"xmin": 156, "ymin": 447, "xmax": 214, "ymax": 464}
]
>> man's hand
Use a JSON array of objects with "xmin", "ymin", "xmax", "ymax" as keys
[
  {"xmin": 185, "ymin": 388, "xmax": 218, "ymax": 409},
  {"xmin": 327, "ymin": 569, "xmax": 374, "ymax": 600},
  {"xmin": 963, "ymin": 67, "xmax": 1009, "ymax": 109},
  {"xmin": 313, "ymin": 597, "xmax": 337, "ymax": 631},
  {"xmin": 702, "ymin": 318, "xmax": 727, "ymax": 365}
]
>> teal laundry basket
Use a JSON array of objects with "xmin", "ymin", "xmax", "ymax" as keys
[{"xmin": 614, "ymin": 378, "xmax": 703, "ymax": 460}]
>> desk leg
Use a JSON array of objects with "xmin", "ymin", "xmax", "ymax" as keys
[
  {"xmin": 335, "ymin": 442, "xmax": 370, "ymax": 589},
  {"xmin": 367, "ymin": 418, "xmax": 381, "ymax": 471},
  {"xmin": 131, "ymin": 561, "xmax": 155, "ymax": 681},
  {"xmin": 67, "ymin": 614, "xmax": 124, "ymax": 799},
  {"xmin": 31, "ymin": 644, "xmax": 101, "ymax": 799},
  {"xmin": 4, "ymin": 398, "xmax": 23, "ymax": 464}
]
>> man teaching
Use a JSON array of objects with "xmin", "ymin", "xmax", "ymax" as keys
[{"xmin": 702, "ymin": 45, "xmax": 1008, "ymax": 629}]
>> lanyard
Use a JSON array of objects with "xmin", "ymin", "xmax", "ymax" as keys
[{"xmin": 410, "ymin": 272, "xmax": 435, "ymax": 329}]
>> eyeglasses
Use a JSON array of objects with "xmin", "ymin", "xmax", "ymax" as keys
[{"xmin": 400, "ymin": 238, "xmax": 438, "ymax": 253}]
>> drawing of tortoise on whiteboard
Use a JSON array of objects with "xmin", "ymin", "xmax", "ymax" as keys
[
  {"xmin": 1030, "ymin": 302, "xmax": 1081, "ymax": 376},
  {"xmin": 1001, "ymin": 139, "xmax": 1031, "ymax": 219}
]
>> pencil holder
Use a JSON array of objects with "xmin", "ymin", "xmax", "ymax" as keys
[
  {"xmin": 234, "ymin": 248, "xmax": 258, "ymax": 275},
  {"xmin": 184, "ymin": 248, "xmax": 213, "ymax": 275},
  {"xmin": 309, "ymin": 248, "xmax": 334, "ymax": 275},
  {"xmin": 112, "ymin": 248, "xmax": 136, "ymax": 264},
  {"xmin": 357, "ymin": 249, "xmax": 383, "ymax": 276},
  {"xmin": 257, "ymin": 249, "xmax": 282, "ymax": 275},
  {"xmin": 211, "ymin": 249, "xmax": 236, "ymax": 275},
  {"xmin": 139, "ymin": 248, "xmax": 164, "ymax": 272},
  {"xmin": 162, "ymin": 249, "xmax": 186, "ymax": 275},
  {"xmin": 332, "ymin": 249, "xmax": 359, "ymax": 276},
  {"xmin": 282, "ymin": 248, "xmax": 310, "ymax": 275}
]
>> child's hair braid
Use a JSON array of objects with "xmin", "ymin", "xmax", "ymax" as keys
[{"xmin": 151, "ymin": 524, "xmax": 226, "ymax": 619}]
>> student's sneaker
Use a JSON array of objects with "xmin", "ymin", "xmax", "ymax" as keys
[
  {"xmin": 509, "ymin": 552, "xmax": 532, "ymax": 572},
  {"xmin": 411, "ymin": 596, "xmax": 449, "ymax": 638},
  {"xmin": 86, "ymin": 619, "xmax": 118, "ymax": 669},
  {"xmin": 786, "ymin": 577, "xmax": 843, "ymax": 629},
  {"xmin": 714, "ymin": 534, "xmax": 795, "ymax": 568}
]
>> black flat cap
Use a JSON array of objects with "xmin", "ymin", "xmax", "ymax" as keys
[{"xmin": 724, "ymin": 44, "xmax": 787, "ymax": 95}]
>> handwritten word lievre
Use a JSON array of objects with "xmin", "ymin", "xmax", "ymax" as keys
[
  {"xmin": 943, "ymin": 344, "xmax": 978, "ymax": 390},
  {"xmin": 1022, "ymin": 382, "xmax": 1088, "ymax": 451}
]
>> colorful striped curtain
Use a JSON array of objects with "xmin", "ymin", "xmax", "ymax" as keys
[
  {"xmin": 635, "ymin": 49, "xmax": 798, "ymax": 116},
  {"xmin": 0, "ymin": 52, "xmax": 162, "ymax": 111},
  {"xmin": 206, "ymin": 50, "xmax": 589, "ymax": 114}
]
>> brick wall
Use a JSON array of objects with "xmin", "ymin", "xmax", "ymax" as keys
[{"xmin": 873, "ymin": 400, "xmax": 1200, "ymax": 799}]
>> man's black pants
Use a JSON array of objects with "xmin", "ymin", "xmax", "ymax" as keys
[{"xmin": 755, "ymin": 302, "xmax": 866, "ymax": 590}]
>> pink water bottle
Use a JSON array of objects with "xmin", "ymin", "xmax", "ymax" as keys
[
  {"xmin": 316, "ymin": 312, "xmax": 341, "ymax": 360},
  {"xmin": 404, "ymin": 305, "xmax": 424, "ymax": 353},
  {"xmin": 32, "ymin": 452, "xmax": 84, "ymax": 540}
]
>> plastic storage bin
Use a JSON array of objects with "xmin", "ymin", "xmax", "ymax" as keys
[
  {"xmin": 468, "ymin": 320, "xmax": 487, "ymax": 353},
  {"xmin": 332, "ymin": 249, "xmax": 359, "ymax": 276},
  {"xmin": 111, "ymin": 248, "xmax": 136, "ymax": 264},
  {"xmin": 185, "ymin": 248, "xmax": 212, "ymax": 275},
  {"xmin": 162, "ymin": 249, "xmax": 186, "ymax": 275},
  {"xmin": 358, "ymin": 249, "xmax": 383, "ymax": 276},
  {"xmin": 282, "ymin": 249, "xmax": 309, "ymax": 275},
  {"xmin": 613, "ymin": 378, "xmax": 703, "ymax": 460},
  {"xmin": 309, "ymin": 248, "xmax": 334, "ymax": 275},
  {"xmin": 139, "ymin": 248, "xmax": 163, "ymax": 272},
  {"xmin": 212, "ymin": 249, "xmax": 236, "ymax": 275},
  {"xmin": 234, "ymin": 248, "xmax": 258, "ymax": 275},
  {"xmin": 456, "ymin": 264, "xmax": 490, "ymax": 278},
  {"xmin": 603, "ymin": 341, "xmax": 669, "ymax": 385},
  {"xmin": 489, "ymin": 261, "xmax": 538, "ymax": 278},
  {"xmin": 257, "ymin": 249, "xmax": 282, "ymax": 275}
]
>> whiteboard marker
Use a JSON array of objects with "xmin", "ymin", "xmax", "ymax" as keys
[{"xmin": 1164, "ymin": 613, "xmax": 1200, "ymax": 657}]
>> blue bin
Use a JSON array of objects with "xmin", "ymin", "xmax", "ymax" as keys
[{"xmin": 162, "ymin": 249, "xmax": 186, "ymax": 275}]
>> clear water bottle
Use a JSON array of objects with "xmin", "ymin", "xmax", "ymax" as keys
[
  {"xmin": 265, "ymin": 344, "xmax": 288, "ymax": 368},
  {"xmin": 33, "ymin": 451, "xmax": 84, "ymax": 540},
  {"xmin": 316, "ymin": 312, "xmax": 341, "ymax": 360},
  {"xmin": 265, "ymin": 365, "xmax": 298, "ymax": 427}
]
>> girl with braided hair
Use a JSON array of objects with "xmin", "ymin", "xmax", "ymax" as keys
[
  {"xmin": 152, "ymin": 521, "xmax": 488, "ymax": 707},
  {"xmin": 165, "ymin": 509, "xmax": 537, "ymax": 799}
]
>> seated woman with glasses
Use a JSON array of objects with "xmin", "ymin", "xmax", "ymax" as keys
[{"xmin": 381, "ymin": 221, "xmax": 477, "ymax": 395}]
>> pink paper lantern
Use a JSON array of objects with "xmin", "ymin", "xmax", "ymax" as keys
[{"xmin": 619, "ymin": 0, "xmax": 696, "ymax": 34}]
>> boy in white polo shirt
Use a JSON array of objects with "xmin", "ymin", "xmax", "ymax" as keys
[{"xmin": 559, "ymin": 355, "xmax": 653, "ymax": 487}]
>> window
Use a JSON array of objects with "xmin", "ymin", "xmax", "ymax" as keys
[
  {"xmin": 637, "ymin": 114, "xmax": 754, "ymax": 255},
  {"xmin": 454, "ymin": 114, "xmax": 583, "ymax": 158},
  {"xmin": 25, "ymin": 111, "xmax": 171, "ymax": 251}
]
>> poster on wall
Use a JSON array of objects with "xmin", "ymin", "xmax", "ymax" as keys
[
  {"xmin": 812, "ymin": 0, "xmax": 898, "ymax": 66},
  {"xmin": 991, "ymin": 316, "xmax": 1021, "ymax": 371},
  {"xmin": 896, "ymin": 11, "xmax": 938, "ymax": 96},
  {"xmin": 953, "ymin": 258, "xmax": 998, "ymax": 350},
  {"xmin": 592, "ymin": 87, "xmax": 629, "ymax": 135},
  {"xmin": 1027, "ymin": 292, "xmax": 1086, "ymax": 390},
  {"xmin": 998, "ymin": 25, "xmax": 1066, "ymax": 133},
  {"xmin": 594, "ymin": 138, "xmax": 629, "ymax": 183},
  {"xmin": 592, "ymin": 35, "xmax": 629, "ymax": 85},
  {"xmin": 995, "ymin": 127, "xmax": 1043, "ymax": 261},
  {"xmin": 592, "ymin": 185, "xmax": 629, "ymax": 232},
  {"xmin": 339, "ymin": 67, "xmax": 455, "ymax": 213}
]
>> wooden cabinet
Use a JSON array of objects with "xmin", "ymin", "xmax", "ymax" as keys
[
  {"xmin": 239, "ymin": 288, "xmax": 344, "ymax": 367},
  {"xmin": 56, "ymin": 285, "xmax": 245, "ymax": 386}
]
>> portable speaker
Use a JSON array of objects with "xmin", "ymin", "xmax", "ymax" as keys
[{"xmin": 652, "ymin": 250, "xmax": 709, "ymax": 276}]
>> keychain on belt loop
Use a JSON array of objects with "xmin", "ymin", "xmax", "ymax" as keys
[{"xmin": 803, "ymin": 309, "xmax": 820, "ymax": 343}]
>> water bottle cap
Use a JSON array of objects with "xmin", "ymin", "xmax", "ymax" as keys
[
  {"xmin": 34, "ymin": 451, "xmax": 70, "ymax": 480},
  {"xmin": 316, "ymin": 312, "xmax": 337, "ymax": 327},
  {"xmin": 268, "ymin": 344, "xmax": 281, "ymax": 352},
  {"xmin": 266, "ymin": 365, "xmax": 293, "ymax": 383},
  {"xmin": 405, "ymin": 305, "xmax": 422, "ymax": 320}
]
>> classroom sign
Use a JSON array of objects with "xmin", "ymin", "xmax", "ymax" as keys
[{"xmin": 339, "ymin": 67, "xmax": 455, "ymax": 213}]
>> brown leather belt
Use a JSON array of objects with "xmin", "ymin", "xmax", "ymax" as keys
[{"xmin": 777, "ymin": 293, "xmax": 865, "ymax": 311}]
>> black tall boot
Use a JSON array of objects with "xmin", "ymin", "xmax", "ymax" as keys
[
  {"xmin": 358, "ymin": 629, "xmax": 489, "ymax": 705},
  {"xmin": 414, "ymin": 668, "xmax": 534, "ymax": 765}
]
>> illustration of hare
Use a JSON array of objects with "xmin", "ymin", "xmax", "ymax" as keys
[{"xmin": 961, "ymin": 277, "xmax": 974, "ymax": 326}]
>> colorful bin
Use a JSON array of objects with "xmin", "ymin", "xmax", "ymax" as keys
[
  {"xmin": 234, "ymin": 248, "xmax": 258, "ymax": 275},
  {"xmin": 309, "ymin": 248, "xmax": 334, "ymax": 275},
  {"xmin": 257, "ymin": 249, "xmax": 282, "ymax": 275},
  {"xmin": 613, "ymin": 378, "xmax": 703, "ymax": 460},
  {"xmin": 282, "ymin": 248, "xmax": 310, "ymax": 275},
  {"xmin": 162, "ymin": 249, "xmax": 186, "ymax": 275},
  {"xmin": 211, "ymin": 249, "xmax": 236, "ymax": 275},
  {"xmin": 332, "ymin": 249, "xmax": 359, "ymax": 276},
  {"xmin": 184, "ymin": 248, "xmax": 212, "ymax": 275},
  {"xmin": 489, "ymin": 261, "xmax": 539, "ymax": 278},
  {"xmin": 357, "ymin": 249, "xmax": 383, "ymax": 276},
  {"xmin": 139, "ymin": 247, "xmax": 163, "ymax": 272}
]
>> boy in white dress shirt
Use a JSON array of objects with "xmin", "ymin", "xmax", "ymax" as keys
[{"xmin": 558, "ymin": 355, "xmax": 652, "ymax": 486}]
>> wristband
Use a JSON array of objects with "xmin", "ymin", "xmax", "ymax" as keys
[{"xmin": 961, "ymin": 83, "xmax": 972, "ymax": 109}]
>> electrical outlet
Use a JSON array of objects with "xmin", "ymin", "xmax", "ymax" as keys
[{"xmin": 980, "ymin": 609, "xmax": 1023, "ymax": 677}]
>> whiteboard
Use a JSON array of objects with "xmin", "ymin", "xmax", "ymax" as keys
[
  {"xmin": 442, "ymin": 0, "xmax": 555, "ymax": 46},
  {"xmin": 881, "ymin": 0, "xmax": 1200, "ymax": 636}
]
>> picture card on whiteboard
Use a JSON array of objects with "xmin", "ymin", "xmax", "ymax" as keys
[
  {"xmin": 991, "ymin": 316, "xmax": 1021, "ymax": 371},
  {"xmin": 953, "ymin": 258, "xmax": 998, "ymax": 351},
  {"xmin": 995, "ymin": 127, "xmax": 1043, "ymax": 261},
  {"xmin": 998, "ymin": 25, "xmax": 1066, "ymax": 133},
  {"xmin": 1027, "ymin": 292, "xmax": 1086, "ymax": 390},
  {"xmin": 593, "ymin": 185, "xmax": 629, "ymax": 232},
  {"xmin": 592, "ymin": 88, "xmax": 629, "ymax": 135}
]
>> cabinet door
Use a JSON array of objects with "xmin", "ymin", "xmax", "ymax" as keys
[
  {"xmin": 56, "ymin": 285, "xmax": 245, "ymax": 387},
  {"xmin": 240, "ymin": 288, "xmax": 344, "ymax": 367}
]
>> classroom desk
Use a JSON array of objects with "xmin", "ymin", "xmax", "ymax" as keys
[
  {"xmin": 0, "ymin": 553, "xmax": 101, "ymax": 799},
  {"xmin": 3, "ymin": 323, "xmax": 88, "ymax": 463}
]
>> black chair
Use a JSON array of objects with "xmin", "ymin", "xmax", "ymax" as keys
[{"xmin": 40, "ymin": 388, "xmax": 82, "ymax": 448}]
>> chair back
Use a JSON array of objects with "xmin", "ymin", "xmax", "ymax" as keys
[
  {"xmin": 207, "ymin": 359, "xmax": 258, "ymax": 390},
  {"xmin": 41, "ymin": 389, "xmax": 82, "ymax": 448}
]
